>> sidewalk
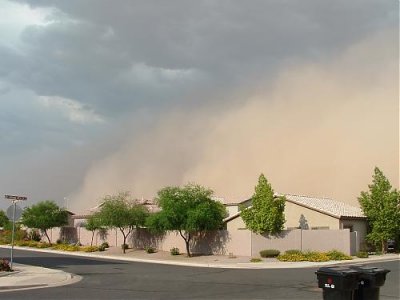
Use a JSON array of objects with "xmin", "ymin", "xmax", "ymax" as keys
[
  {"xmin": 0, "ymin": 263, "xmax": 81, "ymax": 292},
  {"xmin": 1, "ymin": 245, "xmax": 399, "ymax": 269}
]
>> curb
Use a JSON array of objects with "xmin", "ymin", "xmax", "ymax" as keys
[
  {"xmin": 0, "ymin": 264, "xmax": 82, "ymax": 293},
  {"xmin": 1, "ymin": 245, "xmax": 398, "ymax": 269}
]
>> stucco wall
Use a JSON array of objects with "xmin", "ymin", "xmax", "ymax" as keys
[
  {"xmin": 251, "ymin": 229, "xmax": 354, "ymax": 255},
  {"xmin": 340, "ymin": 219, "xmax": 367, "ymax": 252},
  {"xmin": 284, "ymin": 201, "xmax": 340, "ymax": 229},
  {"xmin": 47, "ymin": 226, "xmax": 355, "ymax": 256},
  {"xmin": 226, "ymin": 216, "xmax": 246, "ymax": 231}
]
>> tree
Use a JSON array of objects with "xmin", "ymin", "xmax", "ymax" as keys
[
  {"xmin": 84, "ymin": 213, "xmax": 103, "ymax": 246},
  {"xmin": 21, "ymin": 201, "xmax": 68, "ymax": 244},
  {"xmin": 146, "ymin": 183, "xmax": 227, "ymax": 257},
  {"xmin": 97, "ymin": 192, "xmax": 149, "ymax": 253},
  {"xmin": 0, "ymin": 210, "xmax": 10, "ymax": 228},
  {"xmin": 240, "ymin": 174, "xmax": 285, "ymax": 234},
  {"xmin": 358, "ymin": 167, "xmax": 400, "ymax": 253}
]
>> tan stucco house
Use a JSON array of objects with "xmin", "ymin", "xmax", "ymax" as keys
[{"xmin": 224, "ymin": 194, "xmax": 367, "ymax": 254}]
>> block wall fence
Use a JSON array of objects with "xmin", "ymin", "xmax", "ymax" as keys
[{"xmin": 48, "ymin": 227, "xmax": 357, "ymax": 256}]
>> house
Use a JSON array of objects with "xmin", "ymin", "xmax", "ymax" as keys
[
  {"xmin": 224, "ymin": 194, "xmax": 367, "ymax": 254},
  {"xmin": 49, "ymin": 194, "xmax": 366, "ymax": 256}
]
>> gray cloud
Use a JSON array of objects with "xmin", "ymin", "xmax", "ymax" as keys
[{"xmin": 0, "ymin": 0, "xmax": 397, "ymax": 210}]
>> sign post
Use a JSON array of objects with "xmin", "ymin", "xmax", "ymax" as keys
[{"xmin": 5, "ymin": 195, "xmax": 27, "ymax": 269}]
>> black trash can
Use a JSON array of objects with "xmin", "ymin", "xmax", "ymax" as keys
[
  {"xmin": 350, "ymin": 265, "xmax": 390, "ymax": 300},
  {"xmin": 316, "ymin": 266, "xmax": 360, "ymax": 300}
]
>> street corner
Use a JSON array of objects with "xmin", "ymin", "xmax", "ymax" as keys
[{"xmin": 0, "ymin": 264, "xmax": 82, "ymax": 292}]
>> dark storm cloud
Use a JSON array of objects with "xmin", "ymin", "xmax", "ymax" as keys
[
  {"xmin": 0, "ymin": 0, "xmax": 397, "ymax": 209},
  {"xmin": 6, "ymin": 0, "xmax": 396, "ymax": 116}
]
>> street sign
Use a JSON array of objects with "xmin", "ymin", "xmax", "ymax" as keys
[
  {"xmin": 6, "ymin": 204, "xmax": 23, "ymax": 221},
  {"xmin": 5, "ymin": 195, "xmax": 27, "ymax": 201},
  {"xmin": 4, "ymin": 194, "xmax": 28, "ymax": 270}
]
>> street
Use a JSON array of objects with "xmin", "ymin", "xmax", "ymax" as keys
[{"xmin": 0, "ymin": 249, "xmax": 398, "ymax": 300}]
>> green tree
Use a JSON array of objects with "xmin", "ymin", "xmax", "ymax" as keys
[
  {"xmin": 240, "ymin": 174, "xmax": 285, "ymax": 234},
  {"xmin": 358, "ymin": 167, "xmax": 400, "ymax": 252},
  {"xmin": 97, "ymin": 192, "xmax": 149, "ymax": 253},
  {"xmin": 146, "ymin": 183, "xmax": 227, "ymax": 257},
  {"xmin": 21, "ymin": 201, "xmax": 68, "ymax": 244},
  {"xmin": 84, "ymin": 213, "xmax": 103, "ymax": 246},
  {"xmin": 0, "ymin": 210, "xmax": 10, "ymax": 228}
]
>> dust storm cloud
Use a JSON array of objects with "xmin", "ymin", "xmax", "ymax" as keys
[{"xmin": 71, "ymin": 29, "xmax": 398, "ymax": 210}]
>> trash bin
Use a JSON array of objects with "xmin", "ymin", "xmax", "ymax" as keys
[
  {"xmin": 350, "ymin": 265, "xmax": 390, "ymax": 300},
  {"xmin": 316, "ymin": 266, "xmax": 360, "ymax": 300}
]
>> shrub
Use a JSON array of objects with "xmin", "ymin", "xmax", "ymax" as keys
[
  {"xmin": 52, "ymin": 244, "xmax": 79, "ymax": 251},
  {"xmin": 36, "ymin": 242, "xmax": 52, "ymax": 248},
  {"xmin": 277, "ymin": 253, "xmax": 308, "ymax": 262},
  {"xmin": 121, "ymin": 244, "xmax": 129, "ymax": 250},
  {"xmin": 356, "ymin": 251, "xmax": 369, "ymax": 258},
  {"xmin": 304, "ymin": 251, "xmax": 330, "ymax": 262},
  {"xmin": 303, "ymin": 251, "xmax": 330, "ymax": 262},
  {"xmin": 250, "ymin": 258, "xmax": 262, "ymax": 263},
  {"xmin": 0, "ymin": 259, "xmax": 12, "ymax": 272},
  {"xmin": 27, "ymin": 230, "xmax": 41, "ymax": 242},
  {"xmin": 56, "ymin": 239, "xmax": 62, "ymax": 244},
  {"xmin": 81, "ymin": 246, "xmax": 99, "ymax": 252},
  {"xmin": 170, "ymin": 247, "xmax": 180, "ymax": 256},
  {"xmin": 284, "ymin": 249, "xmax": 302, "ymax": 255},
  {"xmin": 326, "ymin": 250, "xmax": 352, "ymax": 261},
  {"xmin": 99, "ymin": 245, "xmax": 106, "ymax": 251},
  {"xmin": 0, "ymin": 229, "xmax": 27, "ymax": 244},
  {"xmin": 259, "ymin": 249, "xmax": 280, "ymax": 258},
  {"xmin": 145, "ymin": 247, "xmax": 156, "ymax": 254},
  {"xmin": 15, "ymin": 240, "xmax": 30, "ymax": 247},
  {"xmin": 27, "ymin": 241, "xmax": 40, "ymax": 247},
  {"xmin": 101, "ymin": 242, "xmax": 109, "ymax": 248}
]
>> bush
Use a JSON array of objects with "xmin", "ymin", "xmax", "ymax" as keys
[
  {"xmin": 81, "ymin": 246, "xmax": 99, "ymax": 252},
  {"xmin": 99, "ymin": 245, "xmax": 106, "ymax": 251},
  {"xmin": 277, "ymin": 253, "xmax": 308, "ymax": 262},
  {"xmin": 145, "ymin": 247, "xmax": 156, "ymax": 254},
  {"xmin": 250, "ymin": 258, "xmax": 262, "ymax": 263},
  {"xmin": 101, "ymin": 242, "xmax": 109, "ymax": 248},
  {"xmin": 56, "ymin": 239, "xmax": 62, "ymax": 244},
  {"xmin": 121, "ymin": 244, "xmax": 129, "ymax": 250},
  {"xmin": 0, "ymin": 229, "xmax": 27, "ymax": 244},
  {"xmin": 277, "ymin": 250, "xmax": 352, "ymax": 262},
  {"xmin": 259, "ymin": 249, "xmax": 280, "ymax": 258},
  {"xmin": 303, "ymin": 251, "xmax": 330, "ymax": 262},
  {"xmin": 36, "ymin": 242, "xmax": 52, "ymax": 248},
  {"xmin": 356, "ymin": 251, "xmax": 369, "ymax": 258},
  {"xmin": 27, "ymin": 230, "xmax": 41, "ymax": 242},
  {"xmin": 52, "ymin": 244, "xmax": 79, "ymax": 251},
  {"xmin": 170, "ymin": 247, "xmax": 180, "ymax": 255},
  {"xmin": 284, "ymin": 249, "xmax": 302, "ymax": 255},
  {"xmin": 326, "ymin": 250, "xmax": 352, "ymax": 261},
  {"xmin": 0, "ymin": 259, "xmax": 12, "ymax": 272},
  {"xmin": 27, "ymin": 241, "xmax": 39, "ymax": 247},
  {"xmin": 15, "ymin": 240, "xmax": 30, "ymax": 247}
]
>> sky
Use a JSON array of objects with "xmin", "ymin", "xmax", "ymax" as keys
[{"xmin": 0, "ymin": 0, "xmax": 398, "ymax": 212}]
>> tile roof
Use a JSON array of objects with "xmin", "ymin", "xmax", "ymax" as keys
[
  {"xmin": 224, "ymin": 194, "xmax": 365, "ymax": 220},
  {"xmin": 282, "ymin": 194, "xmax": 365, "ymax": 218}
]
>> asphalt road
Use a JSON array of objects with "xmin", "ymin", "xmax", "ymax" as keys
[{"xmin": 0, "ymin": 249, "xmax": 398, "ymax": 300}]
